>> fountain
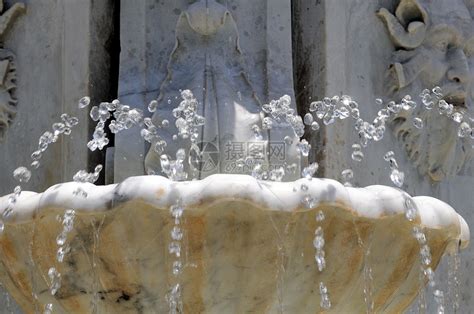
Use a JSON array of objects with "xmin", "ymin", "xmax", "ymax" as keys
[{"xmin": 0, "ymin": 0, "xmax": 472, "ymax": 313}]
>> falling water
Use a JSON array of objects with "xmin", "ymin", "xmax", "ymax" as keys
[
  {"xmin": 90, "ymin": 217, "xmax": 105, "ymax": 314},
  {"xmin": 447, "ymin": 246, "xmax": 461, "ymax": 313}
]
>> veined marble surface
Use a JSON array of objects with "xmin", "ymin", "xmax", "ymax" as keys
[{"xmin": 0, "ymin": 174, "xmax": 469, "ymax": 313}]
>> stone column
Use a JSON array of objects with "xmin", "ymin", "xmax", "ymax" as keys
[{"xmin": 0, "ymin": 0, "xmax": 117, "ymax": 196}]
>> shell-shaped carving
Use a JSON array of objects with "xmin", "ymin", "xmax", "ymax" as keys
[{"xmin": 0, "ymin": 175, "xmax": 469, "ymax": 313}]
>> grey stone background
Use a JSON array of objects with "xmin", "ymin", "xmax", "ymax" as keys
[
  {"xmin": 0, "ymin": 0, "xmax": 118, "ymax": 312},
  {"xmin": 0, "ymin": 0, "xmax": 473, "ymax": 312}
]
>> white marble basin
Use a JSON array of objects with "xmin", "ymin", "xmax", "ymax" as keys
[{"xmin": 0, "ymin": 174, "xmax": 469, "ymax": 313}]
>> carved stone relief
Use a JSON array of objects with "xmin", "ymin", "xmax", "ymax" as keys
[
  {"xmin": 0, "ymin": 1, "xmax": 24, "ymax": 141},
  {"xmin": 378, "ymin": 0, "xmax": 474, "ymax": 181},
  {"xmin": 144, "ymin": 0, "xmax": 300, "ymax": 179}
]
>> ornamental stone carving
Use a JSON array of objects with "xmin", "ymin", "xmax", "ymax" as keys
[
  {"xmin": 0, "ymin": 1, "xmax": 24, "ymax": 141},
  {"xmin": 378, "ymin": 0, "xmax": 474, "ymax": 181},
  {"xmin": 144, "ymin": 0, "xmax": 300, "ymax": 179}
]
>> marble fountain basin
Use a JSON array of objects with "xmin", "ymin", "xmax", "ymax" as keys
[{"xmin": 0, "ymin": 174, "xmax": 469, "ymax": 313}]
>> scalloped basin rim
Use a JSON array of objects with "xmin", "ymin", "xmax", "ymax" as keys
[{"xmin": 0, "ymin": 174, "xmax": 469, "ymax": 248}]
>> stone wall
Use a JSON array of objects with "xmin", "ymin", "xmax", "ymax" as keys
[{"xmin": 0, "ymin": 0, "xmax": 118, "ymax": 312}]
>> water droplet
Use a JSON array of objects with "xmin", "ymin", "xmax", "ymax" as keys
[
  {"xmin": 169, "ymin": 242, "xmax": 181, "ymax": 257},
  {"xmin": 262, "ymin": 117, "xmax": 273, "ymax": 130},
  {"xmin": 78, "ymin": 96, "xmax": 91, "ymax": 109},
  {"xmin": 296, "ymin": 139, "xmax": 311, "ymax": 157},
  {"xmin": 350, "ymin": 108, "xmax": 360, "ymax": 119},
  {"xmin": 413, "ymin": 117, "xmax": 423, "ymax": 129},
  {"xmin": 350, "ymin": 144, "xmax": 364, "ymax": 162},
  {"xmin": 302, "ymin": 162, "xmax": 318, "ymax": 179},
  {"xmin": 252, "ymin": 124, "xmax": 263, "ymax": 140},
  {"xmin": 412, "ymin": 226, "xmax": 426, "ymax": 244},
  {"xmin": 89, "ymin": 106, "xmax": 100, "ymax": 121},
  {"xmin": 434, "ymin": 289, "xmax": 445, "ymax": 314},
  {"xmin": 170, "ymin": 203, "xmax": 184, "ymax": 220},
  {"xmin": 316, "ymin": 210, "xmax": 325, "ymax": 222},
  {"xmin": 458, "ymin": 122, "xmax": 471, "ymax": 138},
  {"xmin": 176, "ymin": 149, "xmax": 186, "ymax": 162},
  {"xmin": 421, "ymin": 244, "xmax": 432, "ymax": 266},
  {"xmin": 341, "ymin": 169, "xmax": 353, "ymax": 186},
  {"xmin": 338, "ymin": 106, "xmax": 350, "ymax": 119},
  {"xmin": 323, "ymin": 113, "xmax": 335, "ymax": 125},
  {"xmin": 285, "ymin": 163, "xmax": 297, "ymax": 174},
  {"xmin": 102, "ymin": 101, "xmax": 117, "ymax": 111},
  {"xmin": 438, "ymin": 100, "xmax": 453, "ymax": 115},
  {"xmin": 44, "ymin": 303, "xmax": 53, "ymax": 314},
  {"xmin": 315, "ymin": 251, "xmax": 326, "ymax": 271},
  {"xmin": 452, "ymin": 112, "xmax": 463, "ymax": 123},
  {"xmin": 51, "ymin": 123, "xmax": 65, "ymax": 136},
  {"xmin": 56, "ymin": 245, "xmax": 70, "ymax": 262},
  {"xmin": 302, "ymin": 195, "xmax": 316, "ymax": 209},
  {"xmin": 304, "ymin": 113, "xmax": 314, "ymax": 125},
  {"xmin": 300, "ymin": 184, "xmax": 308, "ymax": 192},
  {"xmin": 56, "ymin": 232, "xmax": 67, "ymax": 246},
  {"xmin": 171, "ymin": 226, "xmax": 183, "ymax": 241},
  {"xmin": 309, "ymin": 101, "xmax": 323, "ymax": 112},
  {"xmin": 251, "ymin": 163, "xmax": 264, "ymax": 180},
  {"xmin": 13, "ymin": 185, "xmax": 21, "ymax": 196},
  {"xmin": 432, "ymin": 86, "xmax": 443, "ymax": 97},
  {"xmin": 39, "ymin": 131, "xmax": 55, "ymax": 151},
  {"xmin": 424, "ymin": 267, "xmax": 435, "ymax": 287},
  {"xmin": 172, "ymin": 260, "xmax": 183, "ymax": 276},
  {"xmin": 31, "ymin": 150, "xmax": 42, "ymax": 161},
  {"xmin": 48, "ymin": 267, "xmax": 61, "ymax": 295},
  {"xmin": 269, "ymin": 167, "xmax": 285, "ymax": 181},
  {"xmin": 284, "ymin": 135, "xmax": 293, "ymax": 145},
  {"xmin": 405, "ymin": 197, "xmax": 417, "ymax": 221},
  {"xmin": 154, "ymin": 140, "xmax": 167, "ymax": 155},
  {"xmin": 148, "ymin": 100, "xmax": 158, "ymax": 112},
  {"xmin": 313, "ymin": 236, "xmax": 325, "ymax": 250},
  {"xmin": 387, "ymin": 101, "xmax": 401, "ymax": 113},
  {"xmin": 311, "ymin": 121, "xmax": 320, "ymax": 131},
  {"xmin": 390, "ymin": 168, "xmax": 404, "ymax": 188},
  {"xmin": 319, "ymin": 282, "xmax": 331, "ymax": 309},
  {"xmin": 94, "ymin": 164, "xmax": 103, "ymax": 174},
  {"xmin": 13, "ymin": 167, "xmax": 31, "ymax": 183},
  {"xmin": 384, "ymin": 151, "xmax": 394, "ymax": 161}
]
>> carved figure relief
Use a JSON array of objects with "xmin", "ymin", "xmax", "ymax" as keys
[
  {"xmin": 144, "ymin": 0, "xmax": 299, "ymax": 178},
  {"xmin": 378, "ymin": 0, "xmax": 474, "ymax": 181},
  {"xmin": 0, "ymin": 1, "xmax": 25, "ymax": 141}
]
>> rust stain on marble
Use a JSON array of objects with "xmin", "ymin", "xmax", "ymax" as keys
[
  {"xmin": 155, "ymin": 188, "xmax": 165, "ymax": 198},
  {"xmin": 0, "ymin": 236, "xmax": 17, "ymax": 261},
  {"xmin": 184, "ymin": 215, "xmax": 205, "ymax": 312}
]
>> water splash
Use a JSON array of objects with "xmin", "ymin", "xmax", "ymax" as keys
[{"xmin": 0, "ymin": 83, "xmax": 471, "ymax": 312}]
